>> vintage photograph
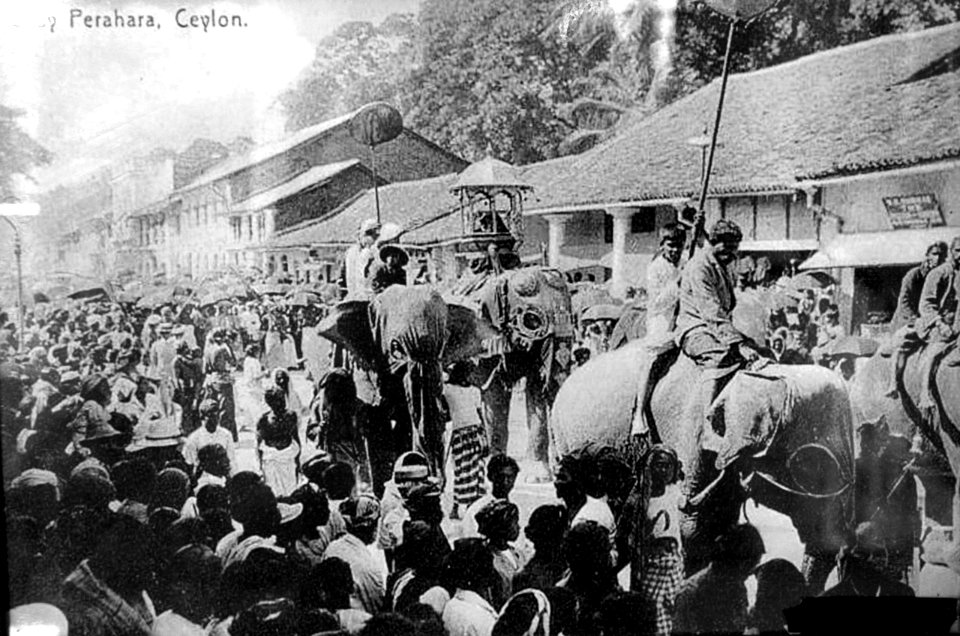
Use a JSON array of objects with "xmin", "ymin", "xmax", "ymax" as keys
[{"xmin": 2, "ymin": 0, "xmax": 960, "ymax": 633}]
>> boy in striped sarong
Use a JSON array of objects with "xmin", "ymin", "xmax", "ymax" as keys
[{"xmin": 443, "ymin": 361, "xmax": 489, "ymax": 520}]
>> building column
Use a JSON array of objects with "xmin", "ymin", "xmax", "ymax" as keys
[
  {"xmin": 607, "ymin": 207, "xmax": 635, "ymax": 299},
  {"xmin": 544, "ymin": 213, "xmax": 570, "ymax": 268},
  {"xmin": 263, "ymin": 208, "xmax": 276, "ymax": 240}
]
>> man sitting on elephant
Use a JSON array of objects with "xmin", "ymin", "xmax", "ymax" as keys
[
  {"xmin": 915, "ymin": 235, "xmax": 960, "ymax": 409},
  {"xmin": 631, "ymin": 222, "xmax": 687, "ymax": 446},
  {"xmin": 884, "ymin": 240, "xmax": 946, "ymax": 399},
  {"xmin": 675, "ymin": 219, "xmax": 764, "ymax": 425}
]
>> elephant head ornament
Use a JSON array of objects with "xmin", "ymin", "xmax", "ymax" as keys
[{"xmin": 316, "ymin": 286, "xmax": 496, "ymax": 476}]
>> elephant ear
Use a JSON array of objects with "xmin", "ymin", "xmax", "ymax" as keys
[
  {"xmin": 315, "ymin": 300, "xmax": 379, "ymax": 371},
  {"xmin": 443, "ymin": 303, "xmax": 500, "ymax": 366}
]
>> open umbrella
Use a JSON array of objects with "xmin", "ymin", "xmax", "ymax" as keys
[
  {"xmin": 350, "ymin": 102, "xmax": 404, "ymax": 223},
  {"xmin": 68, "ymin": 286, "xmax": 108, "ymax": 302},
  {"xmin": 253, "ymin": 283, "xmax": 291, "ymax": 296},
  {"xmin": 829, "ymin": 335, "xmax": 879, "ymax": 358},
  {"xmin": 581, "ymin": 303, "xmax": 624, "ymax": 322},
  {"xmin": 287, "ymin": 291, "xmax": 321, "ymax": 307},
  {"xmin": 199, "ymin": 291, "xmax": 234, "ymax": 308},
  {"xmin": 137, "ymin": 286, "xmax": 178, "ymax": 309},
  {"xmin": 784, "ymin": 271, "xmax": 834, "ymax": 292}
]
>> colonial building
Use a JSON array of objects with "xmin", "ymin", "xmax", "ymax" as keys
[
  {"xmin": 165, "ymin": 108, "xmax": 466, "ymax": 279},
  {"xmin": 262, "ymin": 164, "xmax": 550, "ymax": 285},
  {"xmin": 38, "ymin": 108, "xmax": 465, "ymax": 284}
]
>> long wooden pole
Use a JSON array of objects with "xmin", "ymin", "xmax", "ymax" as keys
[
  {"xmin": 689, "ymin": 18, "xmax": 738, "ymax": 258},
  {"xmin": 371, "ymin": 145, "xmax": 382, "ymax": 225}
]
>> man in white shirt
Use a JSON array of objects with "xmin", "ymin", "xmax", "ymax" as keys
[
  {"xmin": 630, "ymin": 223, "xmax": 686, "ymax": 445},
  {"xmin": 182, "ymin": 398, "xmax": 236, "ymax": 474},
  {"xmin": 442, "ymin": 538, "xmax": 500, "ymax": 636},
  {"xmin": 461, "ymin": 454, "xmax": 519, "ymax": 539},
  {"xmin": 150, "ymin": 322, "xmax": 179, "ymax": 382},
  {"xmin": 325, "ymin": 495, "xmax": 386, "ymax": 615},
  {"xmin": 341, "ymin": 218, "xmax": 380, "ymax": 298}
]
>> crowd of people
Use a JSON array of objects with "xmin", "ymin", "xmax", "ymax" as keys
[{"xmin": 5, "ymin": 219, "xmax": 956, "ymax": 636}]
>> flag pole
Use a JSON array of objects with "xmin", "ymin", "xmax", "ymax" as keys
[
  {"xmin": 689, "ymin": 17, "xmax": 738, "ymax": 258},
  {"xmin": 371, "ymin": 145, "xmax": 381, "ymax": 224}
]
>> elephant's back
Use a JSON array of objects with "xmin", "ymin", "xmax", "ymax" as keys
[{"xmin": 551, "ymin": 340, "xmax": 646, "ymax": 457}]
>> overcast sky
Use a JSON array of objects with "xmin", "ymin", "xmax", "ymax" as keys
[{"xmin": 0, "ymin": 0, "xmax": 420, "ymax": 190}]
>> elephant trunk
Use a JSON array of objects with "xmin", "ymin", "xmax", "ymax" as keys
[{"xmin": 404, "ymin": 360, "xmax": 445, "ymax": 478}]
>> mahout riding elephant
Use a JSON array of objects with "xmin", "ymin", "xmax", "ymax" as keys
[
  {"xmin": 448, "ymin": 265, "xmax": 575, "ymax": 480},
  {"xmin": 848, "ymin": 343, "xmax": 960, "ymax": 525},
  {"xmin": 551, "ymin": 339, "xmax": 855, "ymax": 592},
  {"xmin": 316, "ymin": 285, "xmax": 495, "ymax": 479}
]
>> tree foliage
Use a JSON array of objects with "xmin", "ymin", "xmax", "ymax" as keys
[
  {"xmin": 0, "ymin": 105, "xmax": 51, "ymax": 202},
  {"xmin": 281, "ymin": 0, "xmax": 960, "ymax": 165},
  {"xmin": 279, "ymin": 14, "xmax": 422, "ymax": 132},
  {"xmin": 400, "ymin": 0, "xmax": 594, "ymax": 164}
]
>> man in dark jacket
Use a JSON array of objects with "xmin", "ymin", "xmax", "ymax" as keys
[
  {"xmin": 885, "ymin": 241, "xmax": 946, "ymax": 398},
  {"xmin": 915, "ymin": 236, "xmax": 960, "ymax": 408},
  {"xmin": 676, "ymin": 220, "xmax": 762, "ymax": 416}
]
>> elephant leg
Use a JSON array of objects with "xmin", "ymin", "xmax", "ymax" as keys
[
  {"xmin": 681, "ymin": 477, "xmax": 741, "ymax": 576},
  {"xmin": 525, "ymin": 371, "xmax": 552, "ymax": 480},
  {"xmin": 482, "ymin": 374, "xmax": 511, "ymax": 457},
  {"xmin": 360, "ymin": 402, "xmax": 393, "ymax": 500},
  {"xmin": 404, "ymin": 366, "xmax": 445, "ymax": 479}
]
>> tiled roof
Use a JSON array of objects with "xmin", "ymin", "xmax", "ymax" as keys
[
  {"xmin": 524, "ymin": 23, "xmax": 960, "ymax": 212},
  {"xmin": 179, "ymin": 112, "xmax": 355, "ymax": 192},
  {"xmin": 230, "ymin": 160, "xmax": 361, "ymax": 214},
  {"xmin": 265, "ymin": 173, "xmax": 461, "ymax": 248}
]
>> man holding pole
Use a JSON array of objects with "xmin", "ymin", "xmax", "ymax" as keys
[{"xmin": 675, "ymin": 219, "xmax": 763, "ymax": 416}]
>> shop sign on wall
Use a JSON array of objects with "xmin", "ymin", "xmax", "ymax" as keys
[{"xmin": 882, "ymin": 193, "xmax": 944, "ymax": 228}]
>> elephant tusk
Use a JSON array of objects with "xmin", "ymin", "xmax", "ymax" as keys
[{"xmin": 685, "ymin": 468, "xmax": 728, "ymax": 509}]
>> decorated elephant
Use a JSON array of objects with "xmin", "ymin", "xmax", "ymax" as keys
[
  {"xmin": 447, "ymin": 265, "xmax": 574, "ymax": 480},
  {"xmin": 551, "ymin": 340, "xmax": 856, "ymax": 591},
  {"xmin": 316, "ymin": 285, "xmax": 496, "ymax": 480},
  {"xmin": 847, "ymin": 343, "xmax": 960, "ymax": 525}
]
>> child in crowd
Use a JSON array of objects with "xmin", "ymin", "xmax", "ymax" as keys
[{"xmin": 443, "ymin": 361, "xmax": 488, "ymax": 520}]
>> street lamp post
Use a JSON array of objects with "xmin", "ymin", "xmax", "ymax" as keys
[{"xmin": 1, "ymin": 215, "xmax": 24, "ymax": 351}]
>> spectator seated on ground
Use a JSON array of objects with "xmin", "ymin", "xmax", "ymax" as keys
[
  {"xmin": 462, "ymin": 454, "xmax": 520, "ymax": 538},
  {"xmin": 513, "ymin": 504, "xmax": 568, "ymax": 593},
  {"xmin": 673, "ymin": 523, "xmax": 765, "ymax": 635},
  {"xmin": 300, "ymin": 556, "xmax": 371, "ymax": 635},
  {"xmin": 476, "ymin": 498, "xmax": 524, "ymax": 608},
  {"xmin": 821, "ymin": 522, "xmax": 915, "ymax": 598},
  {"xmin": 746, "ymin": 558, "xmax": 806, "ymax": 635},
  {"xmin": 442, "ymin": 537, "xmax": 501, "ymax": 636},
  {"xmin": 325, "ymin": 494, "xmax": 388, "ymax": 615}
]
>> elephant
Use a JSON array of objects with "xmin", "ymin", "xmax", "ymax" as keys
[
  {"xmin": 447, "ymin": 265, "xmax": 575, "ymax": 480},
  {"xmin": 847, "ymin": 343, "xmax": 960, "ymax": 526},
  {"xmin": 316, "ymin": 285, "xmax": 496, "ymax": 481},
  {"xmin": 550, "ymin": 339, "xmax": 856, "ymax": 592}
]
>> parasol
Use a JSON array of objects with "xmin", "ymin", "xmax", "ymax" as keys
[
  {"xmin": 581, "ymin": 303, "xmax": 624, "ymax": 322},
  {"xmin": 784, "ymin": 271, "xmax": 835, "ymax": 292},
  {"xmin": 687, "ymin": 0, "xmax": 781, "ymax": 258},
  {"xmin": 137, "ymin": 286, "xmax": 179, "ymax": 308},
  {"xmin": 829, "ymin": 335, "xmax": 879, "ymax": 358},
  {"xmin": 287, "ymin": 291, "xmax": 320, "ymax": 306},
  {"xmin": 349, "ymin": 102, "xmax": 404, "ymax": 223},
  {"xmin": 253, "ymin": 283, "xmax": 291, "ymax": 296},
  {"xmin": 68, "ymin": 286, "xmax": 109, "ymax": 302},
  {"xmin": 198, "ymin": 291, "xmax": 234, "ymax": 308}
]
